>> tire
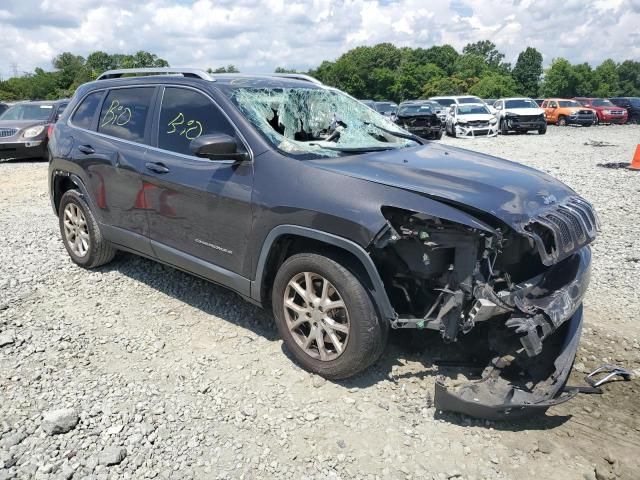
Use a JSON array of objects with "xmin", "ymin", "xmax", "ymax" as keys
[
  {"xmin": 434, "ymin": 130, "xmax": 443, "ymax": 140},
  {"xmin": 450, "ymin": 123, "xmax": 457, "ymax": 138},
  {"xmin": 58, "ymin": 190, "xmax": 116, "ymax": 268},
  {"xmin": 272, "ymin": 253, "xmax": 387, "ymax": 380},
  {"xmin": 500, "ymin": 119, "xmax": 508, "ymax": 135},
  {"xmin": 538, "ymin": 125, "xmax": 547, "ymax": 135},
  {"xmin": 557, "ymin": 115, "xmax": 567, "ymax": 126},
  {"xmin": 593, "ymin": 116, "xmax": 599, "ymax": 126}
]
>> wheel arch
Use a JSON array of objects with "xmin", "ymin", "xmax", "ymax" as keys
[
  {"xmin": 51, "ymin": 171, "xmax": 94, "ymax": 216},
  {"xmin": 251, "ymin": 225, "xmax": 396, "ymax": 322}
]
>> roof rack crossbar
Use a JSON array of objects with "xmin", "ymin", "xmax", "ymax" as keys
[{"xmin": 97, "ymin": 68, "xmax": 214, "ymax": 81}]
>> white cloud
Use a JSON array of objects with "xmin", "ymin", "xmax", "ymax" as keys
[{"xmin": 0, "ymin": 0, "xmax": 638, "ymax": 79}]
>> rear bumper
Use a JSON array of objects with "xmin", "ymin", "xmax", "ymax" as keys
[
  {"xmin": 434, "ymin": 246, "xmax": 591, "ymax": 420},
  {"xmin": 0, "ymin": 140, "xmax": 47, "ymax": 160}
]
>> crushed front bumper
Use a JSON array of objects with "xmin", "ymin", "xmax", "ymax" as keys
[
  {"xmin": 0, "ymin": 140, "xmax": 46, "ymax": 160},
  {"xmin": 455, "ymin": 123, "xmax": 498, "ymax": 138},
  {"xmin": 435, "ymin": 247, "xmax": 591, "ymax": 420},
  {"xmin": 504, "ymin": 116, "xmax": 546, "ymax": 131}
]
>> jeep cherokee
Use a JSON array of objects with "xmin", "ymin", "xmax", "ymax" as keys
[{"xmin": 48, "ymin": 68, "xmax": 598, "ymax": 419}]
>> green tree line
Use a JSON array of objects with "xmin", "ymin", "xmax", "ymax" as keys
[{"xmin": 2, "ymin": 42, "xmax": 640, "ymax": 103}]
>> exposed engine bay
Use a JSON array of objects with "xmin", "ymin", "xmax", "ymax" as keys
[{"xmin": 371, "ymin": 199, "xmax": 598, "ymax": 418}]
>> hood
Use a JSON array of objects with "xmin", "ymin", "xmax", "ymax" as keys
[
  {"xmin": 308, "ymin": 143, "xmax": 576, "ymax": 230},
  {"xmin": 0, "ymin": 119, "xmax": 47, "ymax": 129},
  {"xmin": 504, "ymin": 107, "xmax": 545, "ymax": 116},
  {"xmin": 457, "ymin": 113, "xmax": 495, "ymax": 121}
]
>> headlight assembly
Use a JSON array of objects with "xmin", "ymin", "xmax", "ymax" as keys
[
  {"xmin": 23, "ymin": 126, "xmax": 45, "ymax": 138},
  {"xmin": 489, "ymin": 118, "xmax": 497, "ymax": 125}
]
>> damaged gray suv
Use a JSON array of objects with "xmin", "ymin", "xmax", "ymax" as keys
[{"xmin": 48, "ymin": 68, "xmax": 598, "ymax": 419}]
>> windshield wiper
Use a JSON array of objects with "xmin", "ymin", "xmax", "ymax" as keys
[{"xmin": 363, "ymin": 122, "xmax": 426, "ymax": 145}]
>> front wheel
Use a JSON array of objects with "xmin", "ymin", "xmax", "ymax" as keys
[
  {"xmin": 272, "ymin": 253, "xmax": 387, "ymax": 379},
  {"xmin": 500, "ymin": 119, "xmax": 508, "ymax": 135},
  {"xmin": 557, "ymin": 116, "xmax": 567, "ymax": 126},
  {"xmin": 538, "ymin": 125, "xmax": 547, "ymax": 135}
]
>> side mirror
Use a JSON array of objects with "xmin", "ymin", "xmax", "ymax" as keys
[{"xmin": 190, "ymin": 133, "xmax": 249, "ymax": 161}]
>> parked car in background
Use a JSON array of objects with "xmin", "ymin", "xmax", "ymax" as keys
[
  {"xmin": 48, "ymin": 68, "xmax": 598, "ymax": 418},
  {"xmin": 430, "ymin": 95, "xmax": 484, "ymax": 109},
  {"xmin": 534, "ymin": 99, "xmax": 544, "ymax": 107},
  {"xmin": 359, "ymin": 99, "xmax": 376, "ymax": 110},
  {"xmin": 0, "ymin": 102, "xmax": 10, "ymax": 116},
  {"xmin": 374, "ymin": 101, "xmax": 398, "ymax": 118},
  {"xmin": 394, "ymin": 101, "xmax": 443, "ymax": 140},
  {"xmin": 0, "ymin": 99, "xmax": 68, "ymax": 161},
  {"xmin": 574, "ymin": 97, "xmax": 627, "ymax": 125},
  {"xmin": 445, "ymin": 103, "xmax": 498, "ymax": 137},
  {"xmin": 541, "ymin": 99, "xmax": 596, "ymax": 126},
  {"xmin": 608, "ymin": 97, "xmax": 640, "ymax": 124},
  {"xmin": 494, "ymin": 97, "xmax": 546, "ymax": 135},
  {"xmin": 482, "ymin": 99, "xmax": 497, "ymax": 106}
]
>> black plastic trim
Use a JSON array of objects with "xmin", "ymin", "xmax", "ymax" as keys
[{"xmin": 251, "ymin": 225, "xmax": 396, "ymax": 321}]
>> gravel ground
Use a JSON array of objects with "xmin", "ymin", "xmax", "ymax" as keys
[{"xmin": 0, "ymin": 124, "xmax": 639, "ymax": 480}]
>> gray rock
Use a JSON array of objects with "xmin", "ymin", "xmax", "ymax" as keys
[
  {"xmin": 99, "ymin": 447, "xmax": 127, "ymax": 466},
  {"xmin": 1, "ymin": 432, "xmax": 26, "ymax": 448},
  {"xmin": 537, "ymin": 438, "xmax": 555, "ymax": 454},
  {"xmin": 0, "ymin": 332, "xmax": 14, "ymax": 348},
  {"xmin": 42, "ymin": 408, "xmax": 79, "ymax": 435}
]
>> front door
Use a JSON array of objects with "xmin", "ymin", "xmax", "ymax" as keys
[{"xmin": 143, "ymin": 86, "xmax": 254, "ymax": 278}]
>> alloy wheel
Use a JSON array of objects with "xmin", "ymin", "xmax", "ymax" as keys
[
  {"xmin": 63, "ymin": 203, "xmax": 90, "ymax": 257},
  {"xmin": 283, "ymin": 272, "xmax": 350, "ymax": 361}
]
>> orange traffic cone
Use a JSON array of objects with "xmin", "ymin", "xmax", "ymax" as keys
[{"xmin": 631, "ymin": 145, "xmax": 640, "ymax": 170}]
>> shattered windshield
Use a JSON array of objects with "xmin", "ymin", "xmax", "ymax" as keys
[{"xmin": 229, "ymin": 87, "xmax": 418, "ymax": 158}]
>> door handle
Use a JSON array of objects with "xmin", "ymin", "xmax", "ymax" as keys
[
  {"xmin": 145, "ymin": 162, "xmax": 170, "ymax": 174},
  {"xmin": 78, "ymin": 145, "xmax": 95, "ymax": 155}
]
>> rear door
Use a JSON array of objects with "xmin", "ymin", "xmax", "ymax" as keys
[
  {"xmin": 143, "ymin": 86, "xmax": 254, "ymax": 279},
  {"xmin": 68, "ymin": 86, "xmax": 157, "ymax": 254}
]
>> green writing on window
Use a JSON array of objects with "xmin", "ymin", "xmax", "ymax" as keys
[
  {"xmin": 101, "ymin": 100, "xmax": 132, "ymax": 127},
  {"xmin": 167, "ymin": 112, "xmax": 203, "ymax": 140}
]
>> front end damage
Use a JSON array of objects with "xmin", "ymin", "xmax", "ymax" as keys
[
  {"xmin": 372, "ymin": 197, "xmax": 598, "ymax": 419},
  {"xmin": 454, "ymin": 120, "xmax": 498, "ymax": 138}
]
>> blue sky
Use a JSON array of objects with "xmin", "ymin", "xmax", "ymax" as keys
[{"xmin": 0, "ymin": 0, "xmax": 638, "ymax": 79}]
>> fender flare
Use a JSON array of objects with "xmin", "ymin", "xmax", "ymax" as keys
[{"xmin": 250, "ymin": 225, "xmax": 397, "ymax": 322}]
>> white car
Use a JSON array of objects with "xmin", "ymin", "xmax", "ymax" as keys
[
  {"xmin": 493, "ymin": 98, "xmax": 547, "ymax": 135},
  {"xmin": 445, "ymin": 103, "xmax": 498, "ymax": 138},
  {"xmin": 430, "ymin": 95, "xmax": 484, "ymax": 109}
]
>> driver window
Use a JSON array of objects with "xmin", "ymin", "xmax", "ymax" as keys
[{"xmin": 158, "ymin": 87, "xmax": 235, "ymax": 156}]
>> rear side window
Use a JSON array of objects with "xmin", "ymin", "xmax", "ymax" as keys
[
  {"xmin": 71, "ymin": 92, "xmax": 103, "ymax": 129},
  {"xmin": 98, "ymin": 88, "xmax": 154, "ymax": 143},
  {"xmin": 158, "ymin": 87, "xmax": 235, "ymax": 156}
]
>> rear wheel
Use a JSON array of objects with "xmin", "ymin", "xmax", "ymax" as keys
[
  {"xmin": 557, "ymin": 115, "xmax": 567, "ymax": 126},
  {"xmin": 58, "ymin": 190, "xmax": 116, "ymax": 268},
  {"xmin": 272, "ymin": 253, "xmax": 387, "ymax": 379}
]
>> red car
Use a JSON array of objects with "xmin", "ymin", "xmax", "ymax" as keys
[{"xmin": 574, "ymin": 97, "xmax": 628, "ymax": 124}]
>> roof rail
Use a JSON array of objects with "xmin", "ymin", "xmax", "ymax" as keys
[
  {"xmin": 97, "ymin": 68, "xmax": 214, "ymax": 81},
  {"xmin": 269, "ymin": 73, "xmax": 323, "ymax": 85}
]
